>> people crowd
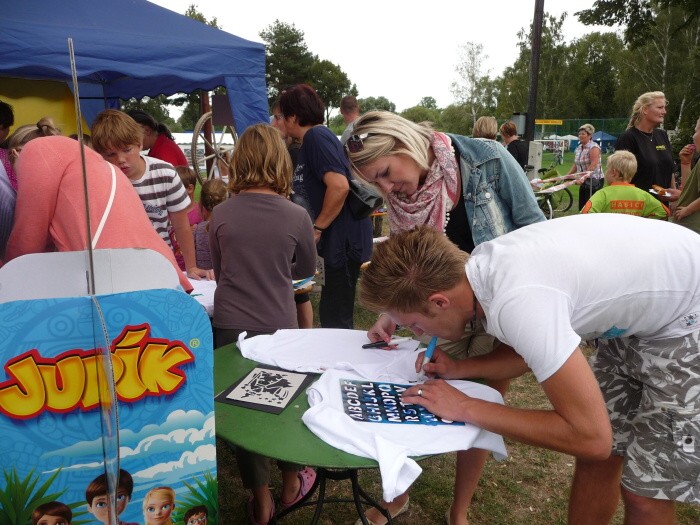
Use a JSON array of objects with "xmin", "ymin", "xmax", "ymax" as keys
[{"xmin": 1, "ymin": 81, "xmax": 699, "ymax": 525}]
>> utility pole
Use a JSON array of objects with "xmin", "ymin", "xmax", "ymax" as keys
[{"xmin": 525, "ymin": 0, "xmax": 545, "ymax": 142}]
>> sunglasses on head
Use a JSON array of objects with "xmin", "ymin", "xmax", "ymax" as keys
[{"xmin": 345, "ymin": 133, "xmax": 376, "ymax": 154}]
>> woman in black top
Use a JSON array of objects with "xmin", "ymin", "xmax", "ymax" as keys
[{"xmin": 614, "ymin": 91, "xmax": 675, "ymax": 194}]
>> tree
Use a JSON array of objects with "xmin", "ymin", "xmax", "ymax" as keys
[
  {"xmin": 440, "ymin": 104, "xmax": 473, "ymax": 135},
  {"xmin": 184, "ymin": 3, "xmax": 217, "ymax": 25},
  {"xmin": 328, "ymin": 114, "xmax": 346, "ymax": 136},
  {"xmin": 260, "ymin": 20, "xmax": 315, "ymax": 106},
  {"xmin": 358, "ymin": 96, "xmax": 396, "ymax": 113},
  {"xmin": 494, "ymin": 14, "xmax": 574, "ymax": 120},
  {"xmin": 400, "ymin": 106, "xmax": 441, "ymax": 128},
  {"xmin": 451, "ymin": 42, "xmax": 494, "ymax": 128},
  {"xmin": 309, "ymin": 59, "xmax": 352, "ymax": 124},
  {"xmin": 576, "ymin": 0, "xmax": 700, "ymax": 48},
  {"xmin": 566, "ymin": 32, "xmax": 626, "ymax": 118},
  {"xmin": 419, "ymin": 97, "xmax": 438, "ymax": 110},
  {"xmin": 613, "ymin": 4, "xmax": 700, "ymax": 131},
  {"xmin": 121, "ymin": 95, "xmax": 178, "ymax": 130}
]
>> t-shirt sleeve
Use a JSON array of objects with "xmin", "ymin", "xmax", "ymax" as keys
[
  {"xmin": 646, "ymin": 197, "xmax": 670, "ymax": 219},
  {"xmin": 614, "ymin": 132, "xmax": 636, "ymax": 154},
  {"xmin": 582, "ymin": 191, "xmax": 604, "ymax": 214},
  {"xmin": 490, "ymin": 286, "xmax": 581, "ymax": 382},
  {"xmin": 305, "ymin": 130, "xmax": 350, "ymax": 183},
  {"xmin": 164, "ymin": 168, "xmax": 191, "ymax": 213}
]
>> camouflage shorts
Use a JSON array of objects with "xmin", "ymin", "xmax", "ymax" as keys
[{"xmin": 591, "ymin": 330, "xmax": 700, "ymax": 503}]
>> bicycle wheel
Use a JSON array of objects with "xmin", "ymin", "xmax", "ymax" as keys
[
  {"xmin": 550, "ymin": 188, "xmax": 573, "ymax": 213},
  {"xmin": 537, "ymin": 194, "xmax": 553, "ymax": 220}
]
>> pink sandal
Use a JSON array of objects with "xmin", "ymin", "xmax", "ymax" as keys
[{"xmin": 280, "ymin": 467, "xmax": 316, "ymax": 509}]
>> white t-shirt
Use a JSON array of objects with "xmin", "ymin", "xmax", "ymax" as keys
[
  {"xmin": 468, "ymin": 214, "xmax": 700, "ymax": 382},
  {"xmin": 238, "ymin": 329, "xmax": 421, "ymax": 379}
]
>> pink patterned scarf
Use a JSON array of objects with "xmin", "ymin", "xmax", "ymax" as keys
[{"xmin": 388, "ymin": 132, "xmax": 460, "ymax": 235}]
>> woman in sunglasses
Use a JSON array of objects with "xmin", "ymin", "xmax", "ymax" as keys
[{"xmin": 346, "ymin": 111, "xmax": 544, "ymax": 525}]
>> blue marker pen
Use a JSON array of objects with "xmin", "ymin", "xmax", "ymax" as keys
[{"xmin": 418, "ymin": 336, "xmax": 438, "ymax": 381}]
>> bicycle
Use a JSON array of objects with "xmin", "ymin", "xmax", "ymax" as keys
[
  {"xmin": 525, "ymin": 165, "xmax": 575, "ymax": 220},
  {"xmin": 535, "ymin": 167, "xmax": 574, "ymax": 219}
]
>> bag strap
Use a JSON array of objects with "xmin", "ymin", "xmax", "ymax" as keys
[{"xmin": 92, "ymin": 162, "xmax": 117, "ymax": 249}]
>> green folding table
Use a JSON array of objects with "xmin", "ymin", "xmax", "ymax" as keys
[{"xmin": 214, "ymin": 343, "xmax": 397, "ymax": 524}]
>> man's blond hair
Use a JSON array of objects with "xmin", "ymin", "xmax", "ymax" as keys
[
  {"xmin": 359, "ymin": 226, "xmax": 469, "ymax": 315},
  {"xmin": 606, "ymin": 150, "xmax": 638, "ymax": 182}
]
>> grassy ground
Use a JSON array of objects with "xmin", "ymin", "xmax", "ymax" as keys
[{"xmin": 215, "ymin": 153, "xmax": 700, "ymax": 523}]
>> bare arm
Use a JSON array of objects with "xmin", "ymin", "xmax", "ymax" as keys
[
  {"xmin": 404, "ymin": 347, "xmax": 612, "ymax": 459},
  {"xmin": 171, "ymin": 210, "xmax": 213, "ymax": 280},
  {"xmin": 420, "ymin": 344, "xmax": 530, "ymax": 381},
  {"xmin": 588, "ymin": 146, "xmax": 601, "ymax": 173},
  {"xmin": 679, "ymin": 144, "xmax": 694, "ymax": 190},
  {"xmin": 675, "ymin": 196, "xmax": 700, "ymax": 221}
]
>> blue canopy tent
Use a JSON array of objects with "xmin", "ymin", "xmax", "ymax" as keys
[
  {"xmin": 592, "ymin": 130, "xmax": 618, "ymax": 151},
  {"xmin": 0, "ymin": 0, "xmax": 268, "ymax": 130}
]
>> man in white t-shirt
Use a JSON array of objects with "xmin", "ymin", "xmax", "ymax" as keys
[{"xmin": 359, "ymin": 215, "xmax": 700, "ymax": 525}]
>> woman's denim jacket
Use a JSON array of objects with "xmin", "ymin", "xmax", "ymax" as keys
[{"xmin": 447, "ymin": 134, "xmax": 545, "ymax": 245}]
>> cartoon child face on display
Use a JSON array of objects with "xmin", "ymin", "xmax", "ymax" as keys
[
  {"xmin": 144, "ymin": 493, "xmax": 174, "ymax": 525},
  {"xmin": 187, "ymin": 512, "xmax": 207, "ymax": 525},
  {"xmin": 88, "ymin": 490, "xmax": 130, "ymax": 524}
]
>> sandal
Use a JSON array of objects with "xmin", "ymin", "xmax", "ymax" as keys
[
  {"xmin": 354, "ymin": 495, "xmax": 410, "ymax": 525},
  {"xmin": 280, "ymin": 466, "xmax": 316, "ymax": 509},
  {"xmin": 246, "ymin": 494, "xmax": 275, "ymax": 525}
]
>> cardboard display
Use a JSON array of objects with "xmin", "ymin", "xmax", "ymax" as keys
[{"xmin": 0, "ymin": 251, "xmax": 216, "ymax": 525}]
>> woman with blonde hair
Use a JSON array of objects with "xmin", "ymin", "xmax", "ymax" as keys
[
  {"xmin": 471, "ymin": 116, "xmax": 497, "ymax": 140},
  {"xmin": 345, "ymin": 110, "xmax": 544, "ymax": 525},
  {"xmin": 7, "ymin": 117, "xmax": 61, "ymax": 166},
  {"xmin": 614, "ymin": 91, "xmax": 675, "ymax": 194},
  {"xmin": 209, "ymin": 123, "xmax": 317, "ymax": 524}
]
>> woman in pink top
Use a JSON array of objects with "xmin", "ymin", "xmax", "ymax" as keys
[{"xmin": 5, "ymin": 135, "xmax": 192, "ymax": 293}]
